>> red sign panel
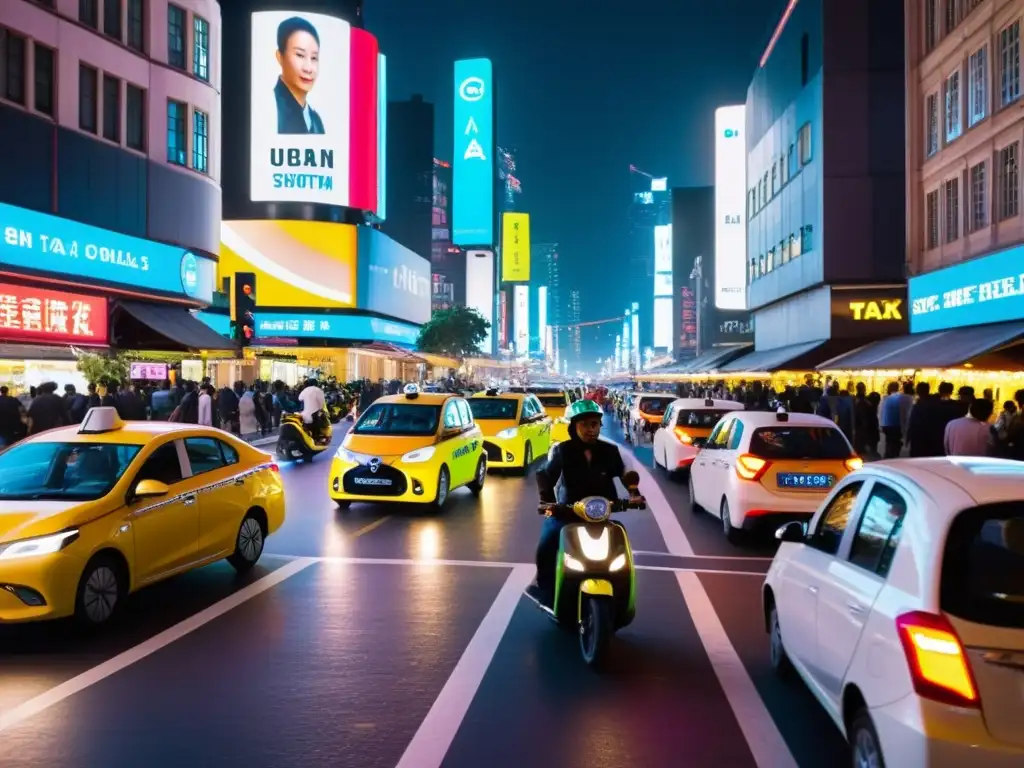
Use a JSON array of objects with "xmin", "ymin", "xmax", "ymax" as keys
[{"xmin": 0, "ymin": 282, "xmax": 108, "ymax": 345}]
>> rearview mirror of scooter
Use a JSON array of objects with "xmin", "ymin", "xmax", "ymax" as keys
[{"xmin": 622, "ymin": 470, "xmax": 640, "ymax": 489}]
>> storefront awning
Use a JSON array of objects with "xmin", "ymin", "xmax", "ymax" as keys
[
  {"xmin": 417, "ymin": 352, "xmax": 461, "ymax": 368},
  {"xmin": 678, "ymin": 344, "xmax": 752, "ymax": 374},
  {"xmin": 0, "ymin": 343, "xmax": 84, "ymax": 361},
  {"xmin": 718, "ymin": 339, "xmax": 858, "ymax": 374},
  {"xmin": 360, "ymin": 342, "xmax": 424, "ymax": 363},
  {"xmin": 817, "ymin": 321, "xmax": 1024, "ymax": 370},
  {"xmin": 115, "ymin": 301, "xmax": 236, "ymax": 352}
]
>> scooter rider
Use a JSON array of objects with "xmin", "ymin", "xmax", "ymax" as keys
[
  {"xmin": 298, "ymin": 378, "xmax": 327, "ymax": 439},
  {"xmin": 529, "ymin": 399, "xmax": 641, "ymax": 605}
]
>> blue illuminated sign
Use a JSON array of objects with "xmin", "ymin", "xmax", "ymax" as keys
[
  {"xmin": 195, "ymin": 311, "xmax": 231, "ymax": 336},
  {"xmin": 356, "ymin": 227, "xmax": 430, "ymax": 324},
  {"xmin": 453, "ymin": 58, "xmax": 494, "ymax": 247},
  {"xmin": 0, "ymin": 202, "xmax": 215, "ymax": 303},
  {"xmin": 254, "ymin": 312, "xmax": 419, "ymax": 347},
  {"xmin": 909, "ymin": 243, "xmax": 1024, "ymax": 332}
]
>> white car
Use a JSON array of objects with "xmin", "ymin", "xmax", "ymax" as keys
[
  {"xmin": 652, "ymin": 397, "xmax": 745, "ymax": 474},
  {"xmin": 764, "ymin": 458, "xmax": 1024, "ymax": 767},
  {"xmin": 688, "ymin": 410, "xmax": 862, "ymax": 542},
  {"xmin": 626, "ymin": 392, "xmax": 676, "ymax": 441}
]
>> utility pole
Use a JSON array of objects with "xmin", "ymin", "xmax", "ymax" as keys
[{"xmin": 690, "ymin": 255, "xmax": 703, "ymax": 357}]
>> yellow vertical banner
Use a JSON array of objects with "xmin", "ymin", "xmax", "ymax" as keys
[{"xmin": 501, "ymin": 212, "xmax": 531, "ymax": 282}]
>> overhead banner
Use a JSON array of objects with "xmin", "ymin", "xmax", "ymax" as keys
[
  {"xmin": 453, "ymin": 58, "xmax": 494, "ymax": 246},
  {"xmin": 714, "ymin": 104, "xmax": 746, "ymax": 311},
  {"xmin": 253, "ymin": 312, "xmax": 418, "ymax": 346},
  {"xmin": 501, "ymin": 212, "xmax": 530, "ymax": 282}
]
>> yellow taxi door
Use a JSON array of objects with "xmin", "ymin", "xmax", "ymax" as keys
[
  {"xmin": 128, "ymin": 439, "xmax": 200, "ymax": 583},
  {"xmin": 182, "ymin": 436, "xmax": 249, "ymax": 559},
  {"xmin": 524, "ymin": 397, "xmax": 548, "ymax": 455},
  {"xmin": 440, "ymin": 400, "xmax": 469, "ymax": 485},
  {"xmin": 455, "ymin": 399, "xmax": 480, "ymax": 483}
]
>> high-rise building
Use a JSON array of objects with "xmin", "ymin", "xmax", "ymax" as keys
[
  {"xmin": 627, "ymin": 166, "xmax": 670, "ymax": 350},
  {"xmin": 533, "ymin": 243, "xmax": 561, "ymax": 328},
  {"xmin": 383, "ymin": 95, "xmax": 434, "ymax": 261},
  {"xmin": 430, "ymin": 158, "xmax": 462, "ymax": 312},
  {"xmin": 569, "ymin": 289, "xmax": 582, "ymax": 363}
]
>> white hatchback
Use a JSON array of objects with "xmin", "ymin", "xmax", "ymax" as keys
[
  {"xmin": 652, "ymin": 397, "xmax": 745, "ymax": 474},
  {"xmin": 764, "ymin": 458, "xmax": 1024, "ymax": 767}
]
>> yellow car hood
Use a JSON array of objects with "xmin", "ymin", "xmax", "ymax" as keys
[
  {"xmin": 475, "ymin": 419, "xmax": 517, "ymax": 437},
  {"xmin": 0, "ymin": 500, "xmax": 84, "ymax": 543},
  {"xmin": 344, "ymin": 433, "xmax": 436, "ymax": 460}
]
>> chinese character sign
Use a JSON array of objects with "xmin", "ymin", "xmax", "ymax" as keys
[
  {"xmin": 453, "ymin": 58, "xmax": 494, "ymax": 247},
  {"xmin": 0, "ymin": 283, "xmax": 107, "ymax": 345},
  {"xmin": 501, "ymin": 213, "xmax": 530, "ymax": 282}
]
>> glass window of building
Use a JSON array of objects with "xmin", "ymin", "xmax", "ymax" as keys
[
  {"xmin": 1000, "ymin": 21, "xmax": 1020, "ymax": 107},
  {"xmin": 944, "ymin": 177, "xmax": 960, "ymax": 242},
  {"xmin": 126, "ymin": 84, "xmax": 145, "ymax": 150},
  {"xmin": 925, "ymin": 190, "xmax": 939, "ymax": 249},
  {"xmin": 924, "ymin": 0, "xmax": 938, "ymax": 53},
  {"xmin": 79, "ymin": 64, "xmax": 98, "ymax": 133},
  {"xmin": 193, "ymin": 16, "xmax": 210, "ymax": 81},
  {"xmin": 998, "ymin": 142, "xmax": 1019, "ymax": 221},
  {"xmin": 193, "ymin": 108, "xmax": 208, "ymax": 173},
  {"xmin": 1, "ymin": 30, "xmax": 26, "ymax": 106},
  {"xmin": 798, "ymin": 123, "xmax": 812, "ymax": 165},
  {"xmin": 944, "ymin": 69, "xmax": 961, "ymax": 142},
  {"xmin": 102, "ymin": 74, "xmax": 120, "ymax": 143},
  {"xmin": 167, "ymin": 99, "xmax": 187, "ymax": 166},
  {"xmin": 925, "ymin": 93, "xmax": 939, "ymax": 156},
  {"xmin": 79, "ymin": 0, "xmax": 98, "ymax": 28},
  {"xmin": 103, "ymin": 0, "xmax": 122, "ymax": 41},
  {"xmin": 969, "ymin": 161, "xmax": 986, "ymax": 232},
  {"xmin": 944, "ymin": 0, "xmax": 962, "ymax": 35},
  {"xmin": 33, "ymin": 43, "xmax": 54, "ymax": 116},
  {"xmin": 168, "ymin": 5, "xmax": 186, "ymax": 70},
  {"xmin": 968, "ymin": 46, "xmax": 988, "ymax": 126},
  {"xmin": 127, "ymin": 0, "xmax": 145, "ymax": 52}
]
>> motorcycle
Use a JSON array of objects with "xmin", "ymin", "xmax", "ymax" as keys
[
  {"xmin": 525, "ymin": 476, "xmax": 646, "ymax": 668},
  {"xmin": 276, "ymin": 409, "xmax": 333, "ymax": 462}
]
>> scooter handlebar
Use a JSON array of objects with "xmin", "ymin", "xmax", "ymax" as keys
[{"xmin": 538, "ymin": 497, "xmax": 646, "ymax": 516}]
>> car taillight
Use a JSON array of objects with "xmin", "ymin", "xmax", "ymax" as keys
[
  {"xmin": 269, "ymin": 462, "xmax": 280, "ymax": 473},
  {"xmin": 895, "ymin": 611, "xmax": 979, "ymax": 709},
  {"xmin": 735, "ymin": 454, "xmax": 770, "ymax": 481},
  {"xmin": 844, "ymin": 457, "xmax": 864, "ymax": 472},
  {"xmin": 673, "ymin": 427, "xmax": 693, "ymax": 445}
]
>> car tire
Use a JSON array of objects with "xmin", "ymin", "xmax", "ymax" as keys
[
  {"xmin": 849, "ymin": 709, "xmax": 887, "ymax": 768},
  {"xmin": 721, "ymin": 498, "xmax": 741, "ymax": 543},
  {"xmin": 228, "ymin": 511, "xmax": 266, "ymax": 572},
  {"xmin": 335, "ymin": 500, "xmax": 351, "ymax": 510},
  {"xmin": 468, "ymin": 457, "xmax": 487, "ymax": 496},
  {"xmin": 768, "ymin": 603, "xmax": 793, "ymax": 678},
  {"xmin": 520, "ymin": 442, "xmax": 534, "ymax": 476},
  {"xmin": 74, "ymin": 554, "xmax": 126, "ymax": 628},
  {"xmin": 431, "ymin": 465, "xmax": 450, "ymax": 511},
  {"xmin": 687, "ymin": 474, "xmax": 701, "ymax": 513}
]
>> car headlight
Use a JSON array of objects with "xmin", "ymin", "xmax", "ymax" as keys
[
  {"xmin": 335, "ymin": 447, "xmax": 362, "ymax": 463},
  {"xmin": 496, "ymin": 427, "xmax": 518, "ymax": 439},
  {"xmin": 0, "ymin": 529, "xmax": 80, "ymax": 560},
  {"xmin": 401, "ymin": 446, "xmax": 436, "ymax": 463}
]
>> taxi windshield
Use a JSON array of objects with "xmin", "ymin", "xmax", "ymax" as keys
[
  {"xmin": 535, "ymin": 395, "xmax": 567, "ymax": 408},
  {"xmin": 749, "ymin": 427, "xmax": 851, "ymax": 459},
  {"xmin": 0, "ymin": 442, "xmax": 141, "ymax": 501},
  {"xmin": 638, "ymin": 397, "xmax": 675, "ymax": 415},
  {"xmin": 354, "ymin": 403, "xmax": 441, "ymax": 436},
  {"xmin": 468, "ymin": 398, "xmax": 518, "ymax": 420}
]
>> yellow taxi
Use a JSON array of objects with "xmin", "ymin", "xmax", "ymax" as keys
[
  {"xmin": 468, "ymin": 389, "xmax": 552, "ymax": 472},
  {"xmin": 0, "ymin": 408, "xmax": 285, "ymax": 626},
  {"xmin": 330, "ymin": 384, "xmax": 486, "ymax": 510},
  {"xmin": 513, "ymin": 387, "xmax": 574, "ymax": 445}
]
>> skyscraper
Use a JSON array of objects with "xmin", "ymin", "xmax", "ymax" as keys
[
  {"xmin": 383, "ymin": 95, "xmax": 434, "ymax": 261},
  {"xmin": 532, "ymin": 243, "xmax": 560, "ymax": 327},
  {"xmin": 627, "ymin": 166, "xmax": 670, "ymax": 350}
]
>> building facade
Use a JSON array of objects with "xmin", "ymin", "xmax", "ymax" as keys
[
  {"xmin": 627, "ymin": 166, "xmax": 669, "ymax": 351},
  {"xmin": 383, "ymin": 95, "xmax": 434, "ymax": 262}
]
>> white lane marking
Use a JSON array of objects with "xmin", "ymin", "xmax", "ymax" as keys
[
  {"xmin": 640, "ymin": 565, "xmax": 765, "ymax": 578},
  {"xmin": 634, "ymin": 550, "xmax": 774, "ymax": 562},
  {"xmin": 0, "ymin": 556, "xmax": 317, "ymax": 734},
  {"xmin": 395, "ymin": 564, "xmax": 533, "ymax": 768},
  {"xmin": 676, "ymin": 572, "xmax": 798, "ymax": 768}
]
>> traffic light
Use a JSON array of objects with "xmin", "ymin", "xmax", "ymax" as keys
[{"xmin": 231, "ymin": 272, "xmax": 256, "ymax": 346}]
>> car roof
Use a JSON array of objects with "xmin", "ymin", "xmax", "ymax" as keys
[
  {"xmin": 730, "ymin": 411, "xmax": 837, "ymax": 429},
  {"xmin": 469, "ymin": 391, "xmax": 528, "ymax": 399},
  {"xmin": 862, "ymin": 457, "xmax": 1024, "ymax": 510},
  {"xmin": 374, "ymin": 392, "xmax": 452, "ymax": 406},
  {"xmin": 31, "ymin": 420, "xmax": 237, "ymax": 446},
  {"xmin": 668, "ymin": 398, "xmax": 745, "ymax": 410}
]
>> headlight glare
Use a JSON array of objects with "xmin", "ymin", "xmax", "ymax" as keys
[
  {"xmin": 402, "ymin": 446, "xmax": 436, "ymax": 463},
  {"xmin": 563, "ymin": 553, "xmax": 585, "ymax": 571},
  {"xmin": 576, "ymin": 527, "xmax": 610, "ymax": 561},
  {"xmin": 496, "ymin": 427, "xmax": 518, "ymax": 440},
  {"xmin": 0, "ymin": 529, "xmax": 80, "ymax": 560}
]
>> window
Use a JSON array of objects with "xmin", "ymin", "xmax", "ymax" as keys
[
  {"xmin": 925, "ymin": 0, "xmax": 938, "ymax": 53},
  {"xmin": 127, "ymin": 0, "xmax": 145, "ymax": 52},
  {"xmin": 467, "ymin": 398, "xmax": 519, "ymax": 420},
  {"xmin": 192, "ymin": 108, "xmax": 208, "ymax": 172},
  {"xmin": 167, "ymin": 99, "xmax": 187, "ymax": 165},
  {"xmin": 103, "ymin": 0, "xmax": 122, "ymax": 41},
  {"xmin": 78, "ymin": 64, "xmax": 98, "ymax": 133},
  {"xmin": 999, "ymin": 142, "xmax": 1019, "ymax": 221},
  {"xmin": 455, "ymin": 399, "xmax": 472, "ymax": 427},
  {"xmin": 168, "ymin": 4, "xmax": 186, "ymax": 70},
  {"xmin": 925, "ymin": 93, "xmax": 939, "ymax": 157},
  {"xmin": 944, "ymin": 177, "xmax": 959, "ymax": 242},
  {"xmin": 944, "ymin": 0, "xmax": 962, "ymax": 34},
  {"xmin": 2, "ymin": 29, "xmax": 27, "ymax": 105},
  {"xmin": 926, "ymin": 189, "xmax": 940, "ymax": 248},
  {"xmin": 134, "ymin": 442, "xmax": 184, "ymax": 487},
  {"xmin": 193, "ymin": 15, "xmax": 210, "ymax": 81},
  {"xmin": 849, "ymin": 484, "xmax": 907, "ymax": 577},
  {"xmin": 442, "ymin": 401, "xmax": 460, "ymax": 429},
  {"xmin": 800, "ymin": 224, "xmax": 813, "ymax": 253},
  {"xmin": 787, "ymin": 143, "xmax": 795, "ymax": 178},
  {"xmin": 807, "ymin": 482, "xmax": 863, "ymax": 555},
  {"xmin": 221, "ymin": 442, "xmax": 239, "ymax": 465},
  {"xmin": 79, "ymin": 0, "xmax": 98, "ymax": 28},
  {"xmin": 126, "ymin": 84, "xmax": 145, "ymax": 150},
  {"xmin": 0, "ymin": 442, "xmax": 141, "ymax": 502},
  {"xmin": 353, "ymin": 403, "xmax": 441, "ymax": 436},
  {"xmin": 800, "ymin": 33, "xmax": 809, "ymax": 86},
  {"xmin": 968, "ymin": 46, "xmax": 988, "ymax": 126},
  {"xmin": 749, "ymin": 426, "xmax": 852, "ymax": 460},
  {"xmin": 33, "ymin": 43, "xmax": 54, "ymax": 116},
  {"xmin": 798, "ymin": 123, "xmax": 812, "ymax": 165},
  {"xmin": 1000, "ymin": 21, "xmax": 1020, "ymax": 107},
  {"xmin": 944, "ymin": 69, "xmax": 961, "ymax": 142},
  {"xmin": 770, "ymin": 164, "xmax": 777, "ymax": 197},
  {"xmin": 970, "ymin": 161, "xmax": 987, "ymax": 232},
  {"xmin": 183, "ymin": 438, "xmax": 226, "ymax": 476},
  {"xmin": 102, "ymin": 74, "xmax": 120, "ymax": 143}
]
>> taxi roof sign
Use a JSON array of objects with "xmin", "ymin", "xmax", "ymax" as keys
[
  {"xmin": 79, "ymin": 407, "xmax": 125, "ymax": 434},
  {"xmin": 403, "ymin": 383, "xmax": 420, "ymax": 399},
  {"xmin": 775, "ymin": 406, "xmax": 789, "ymax": 422}
]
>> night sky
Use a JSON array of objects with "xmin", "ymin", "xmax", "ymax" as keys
[{"xmin": 367, "ymin": 0, "xmax": 787, "ymax": 358}]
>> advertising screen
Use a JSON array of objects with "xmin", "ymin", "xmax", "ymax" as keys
[
  {"xmin": 465, "ymin": 249, "xmax": 494, "ymax": 353},
  {"xmin": 654, "ymin": 224, "xmax": 672, "ymax": 273},
  {"xmin": 501, "ymin": 213, "xmax": 530, "ymax": 282},
  {"xmin": 654, "ymin": 297, "xmax": 673, "ymax": 349},
  {"xmin": 376, "ymin": 52, "xmax": 387, "ymax": 220},
  {"xmin": 453, "ymin": 59, "xmax": 494, "ymax": 246},
  {"xmin": 130, "ymin": 362, "xmax": 169, "ymax": 381},
  {"xmin": 254, "ymin": 312, "xmax": 419, "ymax": 346},
  {"xmin": 0, "ymin": 202, "xmax": 214, "ymax": 303},
  {"xmin": 908, "ymin": 244, "xmax": 1024, "ymax": 333},
  {"xmin": 714, "ymin": 105, "xmax": 747, "ymax": 311},
  {"xmin": 513, "ymin": 284, "xmax": 529, "ymax": 355},
  {"xmin": 249, "ymin": 12, "xmax": 380, "ymax": 212},
  {"xmin": 221, "ymin": 220, "xmax": 356, "ymax": 308},
  {"xmin": 0, "ymin": 282, "xmax": 107, "ymax": 345},
  {"xmin": 356, "ymin": 227, "xmax": 430, "ymax": 324}
]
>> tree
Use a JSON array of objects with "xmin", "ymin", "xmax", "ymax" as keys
[
  {"xmin": 76, "ymin": 350, "xmax": 130, "ymax": 387},
  {"xmin": 416, "ymin": 306, "xmax": 490, "ymax": 359}
]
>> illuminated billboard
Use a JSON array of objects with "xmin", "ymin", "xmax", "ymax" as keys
[
  {"xmin": 466, "ymin": 249, "xmax": 495, "ymax": 353},
  {"xmin": 376, "ymin": 53, "xmax": 387, "ymax": 220},
  {"xmin": 249, "ymin": 12, "xmax": 380, "ymax": 212},
  {"xmin": 501, "ymin": 212, "xmax": 530, "ymax": 282},
  {"xmin": 0, "ymin": 282, "xmax": 107, "ymax": 346},
  {"xmin": 513, "ymin": 284, "xmax": 529, "ymax": 355},
  {"xmin": 453, "ymin": 58, "xmax": 494, "ymax": 246},
  {"xmin": 356, "ymin": 228, "xmax": 430, "ymax": 324},
  {"xmin": 654, "ymin": 297, "xmax": 672, "ymax": 349},
  {"xmin": 254, "ymin": 312, "xmax": 418, "ymax": 346},
  {"xmin": 714, "ymin": 104, "xmax": 746, "ymax": 311},
  {"xmin": 538, "ymin": 285, "xmax": 548, "ymax": 354},
  {"xmin": 654, "ymin": 224, "xmax": 672, "ymax": 274}
]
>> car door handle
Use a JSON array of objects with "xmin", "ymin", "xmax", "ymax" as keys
[
  {"xmin": 846, "ymin": 601, "xmax": 865, "ymax": 615},
  {"xmin": 234, "ymin": 477, "xmax": 245, "ymax": 486},
  {"xmin": 182, "ymin": 493, "xmax": 197, "ymax": 506},
  {"xmin": 807, "ymin": 585, "xmax": 818, "ymax": 594}
]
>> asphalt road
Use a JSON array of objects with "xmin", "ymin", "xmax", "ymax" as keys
[{"xmin": 0, "ymin": 420, "xmax": 850, "ymax": 768}]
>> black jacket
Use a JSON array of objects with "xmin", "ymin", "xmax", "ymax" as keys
[
  {"xmin": 536, "ymin": 436, "xmax": 626, "ymax": 507},
  {"xmin": 275, "ymin": 78, "xmax": 324, "ymax": 134}
]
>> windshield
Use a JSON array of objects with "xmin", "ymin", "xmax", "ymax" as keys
[
  {"xmin": 536, "ymin": 395, "xmax": 567, "ymax": 408},
  {"xmin": 353, "ymin": 403, "xmax": 441, "ymax": 436},
  {"xmin": 677, "ymin": 409, "xmax": 733, "ymax": 428},
  {"xmin": 638, "ymin": 397, "xmax": 675, "ymax": 416},
  {"xmin": 749, "ymin": 426, "xmax": 851, "ymax": 459},
  {"xmin": 0, "ymin": 442, "xmax": 141, "ymax": 501},
  {"xmin": 468, "ymin": 398, "xmax": 519, "ymax": 420}
]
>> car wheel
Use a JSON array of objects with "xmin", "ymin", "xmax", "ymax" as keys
[
  {"xmin": 228, "ymin": 511, "xmax": 265, "ymax": 572},
  {"xmin": 468, "ymin": 457, "xmax": 487, "ymax": 496},
  {"xmin": 75, "ymin": 554, "xmax": 126, "ymax": 627},
  {"xmin": 687, "ymin": 474, "xmax": 701, "ymax": 513},
  {"xmin": 849, "ymin": 709, "xmax": 886, "ymax": 768},
  {"xmin": 720, "ymin": 498, "xmax": 740, "ymax": 543},
  {"xmin": 431, "ymin": 466, "xmax": 450, "ymax": 511},
  {"xmin": 768, "ymin": 604, "xmax": 793, "ymax": 678},
  {"xmin": 335, "ymin": 500, "xmax": 351, "ymax": 510},
  {"xmin": 521, "ymin": 442, "xmax": 534, "ymax": 476}
]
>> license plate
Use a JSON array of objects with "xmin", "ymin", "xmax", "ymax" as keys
[
  {"xmin": 776, "ymin": 472, "xmax": 834, "ymax": 489},
  {"xmin": 353, "ymin": 477, "xmax": 393, "ymax": 487}
]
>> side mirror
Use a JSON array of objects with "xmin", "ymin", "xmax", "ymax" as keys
[
  {"xmin": 133, "ymin": 479, "xmax": 170, "ymax": 500},
  {"xmin": 775, "ymin": 521, "xmax": 807, "ymax": 543},
  {"xmin": 622, "ymin": 470, "xmax": 640, "ymax": 488}
]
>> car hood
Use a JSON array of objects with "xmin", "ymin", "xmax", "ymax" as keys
[
  {"xmin": 0, "ymin": 501, "xmax": 85, "ymax": 543},
  {"xmin": 475, "ymin": 419, "xmax": 517, "ymax": 437},
  {"xmin": 344, "ymin": 434, "xmax": 436, "ymax": 459}
]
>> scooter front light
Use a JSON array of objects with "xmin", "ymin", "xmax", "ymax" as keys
[
  {"xmin": 576, "ymin": 527, "xmax": 610, "ymax": 561},
  {"xmin": 609, "ymin": 554, "xmax": 627, "ymax": 571},
  {"xmin": 495, "ymin": 427, "xmax": 518, "ymax": 439},
  {"xmin": 563, "ymin": 553, "xmax": 585, "ymax": 571},
  {"xmin": 401, "ymin": 446, "xmax": 436, "ymax": 463}
]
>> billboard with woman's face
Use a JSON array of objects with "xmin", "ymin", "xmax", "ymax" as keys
[{"xmin": 249, "ymin": 11, "xmax": 380, "ymax": 211}]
